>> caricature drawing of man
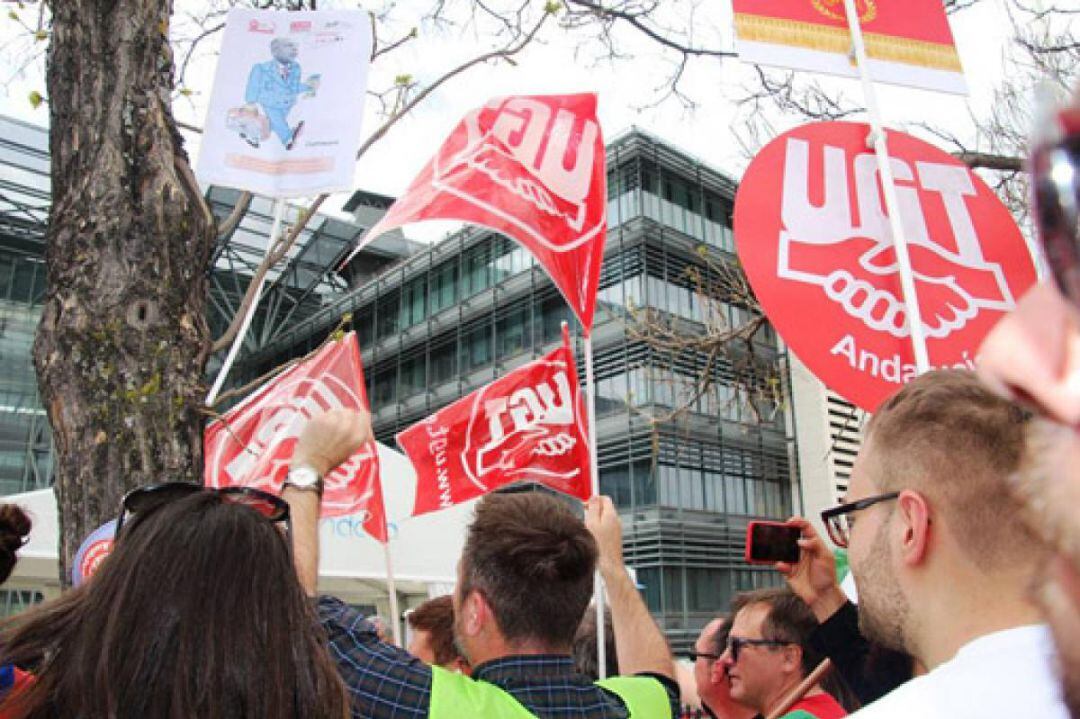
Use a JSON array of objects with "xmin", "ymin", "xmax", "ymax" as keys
[{"xmin": 242, "ymin": 37, "xmax": 319, "ymax": 150}]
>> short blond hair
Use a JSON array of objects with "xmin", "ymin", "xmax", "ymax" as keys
[{"xmin": 865, "ymin": 369, "xmax": 1041, "ymax": 569}]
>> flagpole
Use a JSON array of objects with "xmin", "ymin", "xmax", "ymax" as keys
[
  {"xmin": 206, "ymin": 198, "xmax": 286, "ymax": 405},
  {"xmin": 841, "ymin": 0, "xmax": 930, "ymax": 374},
  {"xmin": 581, "ymin": 327, "xmax": 607, "ymax": 680},
  {"xmin": 383, "ymin": 537, "xmax": 402, "ymax": 646}
]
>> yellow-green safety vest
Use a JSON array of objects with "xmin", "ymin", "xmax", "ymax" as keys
[{"xmin": 428, "ymin": 664, "xmax": 672, "ymax": 718}]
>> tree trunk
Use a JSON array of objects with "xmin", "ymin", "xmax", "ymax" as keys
[{"xmin": 34, "ymin": 0, "xmax": 216, "ymax": 584}]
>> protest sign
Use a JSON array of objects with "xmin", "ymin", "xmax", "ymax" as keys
[
  {"xmin": 204, "ymin": 333, "xmax": 387, "ymax": 542},
  {"xmin": 397, "ymin": 331, "xmax": 591, "ymax": 516},
  {"xmin": 196, "ymin": 9, "xmax": 372, "ymax": 198},
  {"xmin": 733, "ymin": 0, "xmax": 966, "ymax": 95},
  {"xmin": 343, "ymin": 93, "xmax": 607, "ymax": 332},
  {"xmin": 734, "ymin": 121, "xmax": 1036, "ymax": 411}
]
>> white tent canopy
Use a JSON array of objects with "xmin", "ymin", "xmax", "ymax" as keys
[{"xmin": 7, "ymin": 442, "xmax": 474, "ymax": 614}]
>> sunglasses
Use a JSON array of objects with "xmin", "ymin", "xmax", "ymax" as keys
[
  {"xmin": 687, "ymin": 649, "xmax": 722, "ymax": 663},
  {"xmin": 115, "ymin": 483, "xmax": 291, "ymax": 540},
  {"xmin": 724, "ymin": 636, "xmax": 793, "ymax": 663},
  {"xmin": 1031, "ymin": 102, "xmax": 1080, "ymax": 306}
]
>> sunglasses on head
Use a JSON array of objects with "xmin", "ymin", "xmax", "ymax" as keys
[{"xmin": 114, "ymin": 482, "xmax": 291, "ymax": 540}]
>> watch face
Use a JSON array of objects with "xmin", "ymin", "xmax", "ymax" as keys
[{"xmin": 288, "ymin": 466, "xmax": 320, "ymax": 488}]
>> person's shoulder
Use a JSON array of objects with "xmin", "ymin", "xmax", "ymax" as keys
[{"xmin": 845, "ymin": 678, "xmax": 931, "ymax": 719}]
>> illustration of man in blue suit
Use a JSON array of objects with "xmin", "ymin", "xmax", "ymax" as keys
[{"xmin": 243, "ymin": 37, "xmax": 319, "ymax": 150}]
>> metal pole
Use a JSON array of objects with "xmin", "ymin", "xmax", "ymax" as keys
[
  {"xmin": 206, "ymin": 199, "xmax": 286, "ymax": 405},
  {"xmin": 582, "ymin": 328, "xmax": 607, "ymax": 679},
  {"xmin": 841, "ymin": 0, "xmax": 930, "ymax": 373},
  {"xmin": 383, "ymin": 537, "xmax": 402, "ymax": 646}
]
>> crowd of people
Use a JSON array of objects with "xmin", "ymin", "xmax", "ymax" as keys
[{"xmin": 0, "ymin": 82, "xmax": 1074, "ymax": 719}]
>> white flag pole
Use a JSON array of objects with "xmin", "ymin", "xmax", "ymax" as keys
[
  {"xmin": 206, "ymin": 198, "xmax": 286, "ymax": 405},
  {"xmin": 580, "ymin": 324, "xmax": 608, "ymax": 679},
  {"xmin": 842, "ymin": 0, "xmax": 930, "ymax": 373},
  {"xmin": 383, "ymin": 535, "xmax": 402, "ymax": 646}
]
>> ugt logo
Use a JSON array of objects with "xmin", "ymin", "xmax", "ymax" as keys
[
  {"xmin": 734, "ymin": 121, "xmax": 1035, "ymax": 411},
  {"xmin": 205, "ymin": 373, "xmax": 372, "ymax": 518},
  {"xmin": 433, "ymin": 95, "xmax": 605, "ymax": 253},
  {"xmin": 462, "ymin": 359, "xmax": 583, "ymax": 491}
]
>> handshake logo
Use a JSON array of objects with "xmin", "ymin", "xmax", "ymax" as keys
[{"xmin": 777, "ymin": 137, "xmax": 1016, "ymax": 339}]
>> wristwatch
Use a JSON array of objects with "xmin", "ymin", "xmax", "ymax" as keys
[{"xmin": 284, "ymin": 464, "xmax": 324, "ymax": 495}]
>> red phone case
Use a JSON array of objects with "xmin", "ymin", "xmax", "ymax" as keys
[{"xmin": 744, "ymin": 521, "xmax": 799, "ymax": 564}]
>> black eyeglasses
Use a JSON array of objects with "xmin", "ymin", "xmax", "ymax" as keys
[
  {"xmin": 724, "ymin": 636, "xmax": 793, "ymax": 663},
  {"xmin": 115, "ymin": 483, "xmax": 291, "ymax": 540},
  {"xmin": 1030, "ymin": 102, "xmax": 1080, "ymax": 307},
  {"xmin": 687, "ymin": 649, "xmax": 722, "ymax": 663},
  {"xmin": 820, "ymin": 491, "xmax": 901, "ymax": 548}
]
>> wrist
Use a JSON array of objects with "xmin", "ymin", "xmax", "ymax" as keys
[
  {"xmin": 284, "ymin": 463, "xmax": 324, "ymax": 495},
  {"xmin": 809, "ymin": 585, "xmax": 848, "ymax": 623}
]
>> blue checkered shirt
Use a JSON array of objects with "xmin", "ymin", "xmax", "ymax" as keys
[{"xmin": 317, "ymin": 596, "xmax": 679, "ymax": 718}]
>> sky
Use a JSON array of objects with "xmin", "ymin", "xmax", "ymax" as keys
[{"xmin": 0, "ymin": 0, "xmax": 1065, "ymax": 242}]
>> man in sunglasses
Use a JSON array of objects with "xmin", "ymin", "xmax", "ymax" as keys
[
  {"xmin": 691, "ymin": 614, "xmax": 756, "ymax": 719},
  {"xmin": 824, "ymin": 370, "xmax": 1067, "ymax": 718},
  {"xmin": 976, "ymin": 86, "xmax": 1080, "ymax": 717},
  {"xmin": 284, "ymin": 408, "xmax": 679, "ymax": 718},
  {"xmin": 719, "ymin": 588, "xmax": 846, "ymax": 719}
]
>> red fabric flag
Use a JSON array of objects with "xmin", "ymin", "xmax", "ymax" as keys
[
  {"xmin": 204, "ymin": 332, "xmax": 388, "ymax": 542},
  {"xmin": 397, "ymin": 329, "xmax": 592, "ymax": 516},
  {"xmin": 342, "ymin": 93, "xmax": 607, "ymax": 332}
]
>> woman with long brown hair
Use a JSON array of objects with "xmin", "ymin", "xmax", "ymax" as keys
[{"xmin": 0, "ymin": 486, "xmax": 349, "ymax": 719}]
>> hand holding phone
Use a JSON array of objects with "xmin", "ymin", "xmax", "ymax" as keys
[{"xmin": 745, "ymin": 521, "xmax": 801, "ymax": 564}]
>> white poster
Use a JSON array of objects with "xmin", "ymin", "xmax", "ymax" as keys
[{"xmin": 196, "ymin": 9, "xmax": 372, "ymax": 198}]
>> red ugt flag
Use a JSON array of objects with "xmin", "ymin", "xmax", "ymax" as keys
[
  {"xmin": 204, "ymin": 332, "xmax": 388, "ymax": 542},
  {"xmin": 397, "ymin": 329, "xmax": 592, "ymax": 516},
  {"xmin": 342, "ymin": 93, "xmax": 608, "ymax": 333}
]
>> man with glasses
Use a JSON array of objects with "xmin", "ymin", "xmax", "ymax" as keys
[
  {"xmin": 690, "ymin": 615, "xmax": 755, "ymax": 719},
  {"xmin": 978, "ymin": 85, "xmax": 1080, "ymax": 718},
  {"xmin": 719, "ymin": 588, "xmax": 846, "ymax": 719},
  {"xmin": 822, "ymin": 370, "xmax": 1067, "ymax": 718}
]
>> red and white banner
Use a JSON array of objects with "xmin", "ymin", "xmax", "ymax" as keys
[
  {"xmin": 396, "ymin": 330, "xmax": 592, "ymax": 516},
  {"xmin": 734, "ymin": 121, "xmax": 1036, "ymax": 411},
  {"xmin": 343, "ymin": 93, "xmax": 608, "ymax": 332},
  {"xmin": 204, "ymin": 332, "xmax": 387, "ymax": 542},
  {"xmin": 733, "ymin": 0, "xmax": 966, "ymax": 95}
]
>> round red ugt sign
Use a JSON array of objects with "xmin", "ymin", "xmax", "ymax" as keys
[{"xmin": 734, "ymin": 121, "xmax": 1036, "ymax": 411}]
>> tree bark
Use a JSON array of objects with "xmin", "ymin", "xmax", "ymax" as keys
[{"xmin": 34, "ymin": 0, "xmax": 215, "ymax": 584}]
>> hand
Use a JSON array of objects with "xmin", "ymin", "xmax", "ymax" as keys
[
  {"xmin": 292, "ymin": 408, "xmax": 372, "ymax": 477},
  {"xmin": 584, "ymin": 496, "xmax": 623, "ymax": 575},
  {"xmin": 774, "ymin": 517, "xmax": 847, "ymax": 623}
]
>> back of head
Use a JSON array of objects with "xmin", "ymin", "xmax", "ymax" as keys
[
  {"xmin": 865, "ymin": 369, "xmax": 1041, "ymax": 571},
  {"xmin": 0, "ymin": 491, "xmax": 347, "ymax": 719},
  {"xmin": 572, "ymin": 607, "xmax": 617, "ymax": 680},
  {"xmin": 0, "ymin": 505, "xmax": 30, "ymax": 585},
  {"xmin": 408, "ymin": 595, "xmax": 463, "ymax": 667},
  {"xmin": 461, "ymin": 492, "xmax": 598, "ymax": 649}
]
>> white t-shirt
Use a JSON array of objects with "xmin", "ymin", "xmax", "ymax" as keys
[{"xmin": 848, "ymin": 624, "xmax": 1069, "ymax": 719}]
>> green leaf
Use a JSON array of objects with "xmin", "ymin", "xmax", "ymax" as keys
[
  {"xmin": 34, "ymin": 29, "xmax": 48, "ymax": 41},
  {"xmin": 27, "ymin": 90, "xmax": 43, "ymax": 109}
]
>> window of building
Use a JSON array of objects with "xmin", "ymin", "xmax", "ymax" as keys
[
  {"xmin": 460, "ymin": 325, "xmax": 492, "ymax": 374},
  {"xmin": 429, "ymin": 341, "xmax": 456, "ymax": 386},
  {"xmin": 0, "ymin": 589, "xmax": 43, "ymax": 618},
  {"xmin": 430, "ymin": 260, "xmax": 458, "ymax": 313},
  {"xmin": 496, "ymin": 304, "xmax": 529, "ymax": 360}
]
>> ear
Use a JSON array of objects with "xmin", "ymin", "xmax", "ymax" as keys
[
  {"xmin": 895, "ymin": 489, "xmax": 932, "ymax": 566},
  {"xmin": 781, "ymin": 644, "xmax": 803, "ymax": 675},
  {"xmin": 460, "ymin": 589, "xmax": 492, "ymax": 638},
  {"xmin": 709, "ymin": 658, "xmax": 728, "ymax": 684}
]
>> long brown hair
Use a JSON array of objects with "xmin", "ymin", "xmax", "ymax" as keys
[{"xmin": 0, "ymin": 491, "xmax": 349, "ymax": 719}]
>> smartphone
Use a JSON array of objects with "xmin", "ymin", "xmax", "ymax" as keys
[{"xmin": 744, "ymin": 521, "xmax": 801, "ymax": 564}]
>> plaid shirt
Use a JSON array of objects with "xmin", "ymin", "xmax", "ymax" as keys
[{"xmin": 317, "ymin": 596, "xmax": 679, "ymax": 718}]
